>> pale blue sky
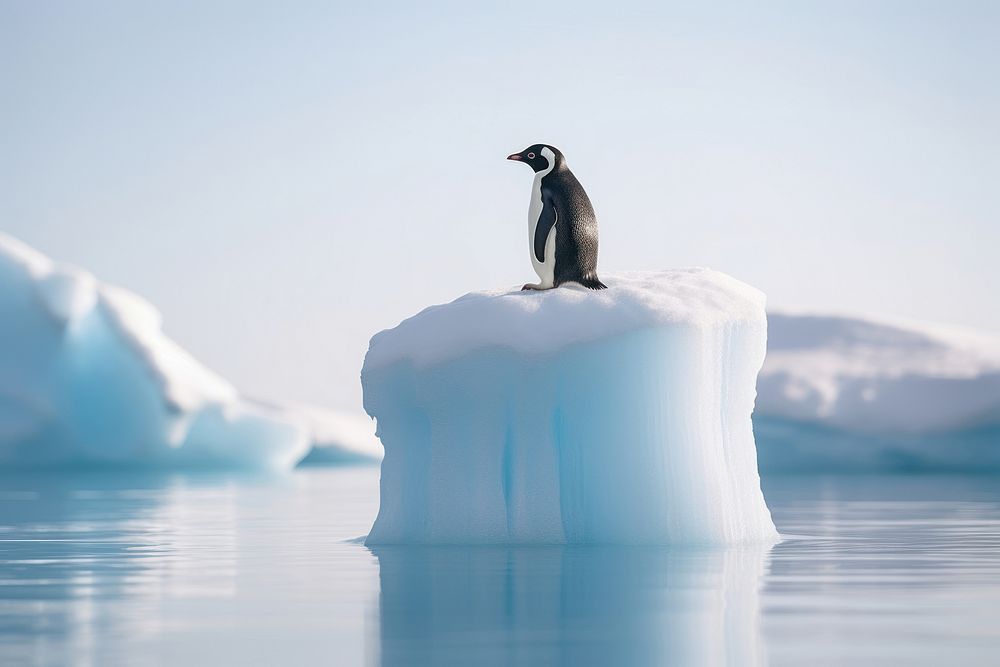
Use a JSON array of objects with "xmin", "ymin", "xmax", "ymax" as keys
[{"xmin": 2, "ymin": 1, "xmax": 998, "ymax": 411}]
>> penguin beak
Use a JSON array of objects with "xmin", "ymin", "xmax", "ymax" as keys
[{"xmin": 506, "ymin": 153, "xmax": 522, "ymax": 161}]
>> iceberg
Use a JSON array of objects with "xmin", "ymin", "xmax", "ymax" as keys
[
  {"xmin": 755, "ymin": 312, "xmax": 1000, "ymax": 472},
  {"xmin": 759, "ymin": 313, "xmax": 1000, "ymax": 434},
  {"xmin": 0, "ymin": 233, "xmax": 309, "ymax": 470},
  {"xmin": 294, "ymin": 405, "xmax": 383, "ymax": 465},
  {"xmin": 362, "ymin": 270, "xmax": 778, "ymax": 545}
]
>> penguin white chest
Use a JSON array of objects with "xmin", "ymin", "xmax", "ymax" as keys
[{"xmin": 528, "ymin": 174, "xmax": 557, "ymax": 288}]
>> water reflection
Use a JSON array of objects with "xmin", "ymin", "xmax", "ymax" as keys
[
  {"xmin": 0, "ymin": 471, "xmax": 243, "ymax": 666},
  {"xmin": 0, "ymin": 469, "xmax": 384, "ymax": 666},
  {"xmin": 5, "ymin": 469, "xmax": 999, "ymax": 665},
  {"xmin": 372, "ymin": 544, "xmax": 771, "ymax": 667}
]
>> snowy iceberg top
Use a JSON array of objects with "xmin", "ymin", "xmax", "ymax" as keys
[
  {"xmin": 764, "ymin": 312, "xmax": 1000, "ymax": 380},
  {"xmin": 365, "ymin": 269, "xmax": 766, "ymax": 369}
]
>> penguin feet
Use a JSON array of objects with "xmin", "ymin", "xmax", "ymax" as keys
[
  {"xmin": 579, "ymin": 277, "xmax": 608, "ymax": 290},
  {"xmin": 521, "ymin": 283, "xmax": 552, "ymax": 291}
]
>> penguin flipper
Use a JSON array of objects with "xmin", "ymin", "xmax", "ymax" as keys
[{"xmin": 534, "ymin": 193, "xmax": 557, "ymax": 263}]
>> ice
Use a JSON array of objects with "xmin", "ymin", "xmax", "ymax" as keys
[
  {"xmin": 753, "ymin": 416, "xmax": 1000, "ymax": 473},
  {"xmin": 755, "ymin": 312, "xmax": 1000, "ymax": 471},
  {"xmin": 294, "ymin": 405, "xmax": 383, "ymax": 465},
  {"xmin": 0, "ymin": 233, "xmax": 308, "ymax": 470},
  {"xmin": 759, "ymin": 312, "xmax": 1000, "ymax": 433},
  {"xmin": 363, "ymin": 270, "xmax": 778, "ymax": 545}
]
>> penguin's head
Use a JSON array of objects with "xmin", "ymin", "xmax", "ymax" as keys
[{"xmin": 507, "ymin": 144, "xmax": 562, "ymax": 173}]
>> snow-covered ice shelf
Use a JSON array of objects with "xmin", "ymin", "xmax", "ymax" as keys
[
  {"xmin": 362, "ymin": 270, "xmax": 778, "ymax": 545},
  {"xmin": 759, "ymin": 312, "xmax": 1000, "ymax": 434},
  {"xmin": 754, "ymin": 312, "xmax": 1000, "ymax": 472}
]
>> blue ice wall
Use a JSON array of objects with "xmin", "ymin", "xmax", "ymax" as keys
[{"xmin": 363, "ymin": 272, "xmax": 778, "ymax": 545}]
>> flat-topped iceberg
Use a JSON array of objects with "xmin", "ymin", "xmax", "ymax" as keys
[
  {"xmin": 755, "ymin": 312, "xmax": 1000, "ymax": 472},
  {"xmin": 363, "ymin": 270, "xmax": 778, "ymax": 545},
  {"xmin": 0, "ymin": 233, "xmax": 309, "ymax": 470}
]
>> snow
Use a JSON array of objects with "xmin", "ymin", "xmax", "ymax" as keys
[
  {"xmin": 293, "ymin": 406, "xmax": 383, "ymax": 465},
  {"xmin": 364, "ymin": 269, "xmax": 766, "ymax": 370},
  {"xmin": 0, "ymin": 233, "xmax": 308, "ymax": 470},
  {"xmin": 363, "ymin": 270, "xmax": 778, "ymax": 545},
  {"xmin": 754, "ymin": 312, "xmax": 1000, "ymax": 472},
  {"xmin": 758, "ymin": 312, "xmax": 1000, "ymax": 434}
]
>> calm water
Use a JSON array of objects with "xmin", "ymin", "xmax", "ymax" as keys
[{"xmin": 0, "ymin": 468, "xmax": 998, "ymax": 666}]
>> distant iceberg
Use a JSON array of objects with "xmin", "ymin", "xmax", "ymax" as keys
[
  {"xmin": 0, "ymin": 233, "xmax": 310, "ymax": 470},
  {"xmin": 294, "ymin": 405, "xmax": 382, "ymax": 465},
  {"xmin": 363, "ymin": 270, "xmax": 778, "ymax": 545},
  {"xmin": 756, "ymin": 313, "xmax": 1000, "ymax": 472}
]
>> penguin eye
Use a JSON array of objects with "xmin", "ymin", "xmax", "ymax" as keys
[{"xmin": 527, "ymin": 152, "xmax": 536, "ymax": 159}]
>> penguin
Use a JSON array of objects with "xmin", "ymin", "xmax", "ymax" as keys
[{"xmin": 507, "ymin": 144, "xmax": 607, "ymax": 291}]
